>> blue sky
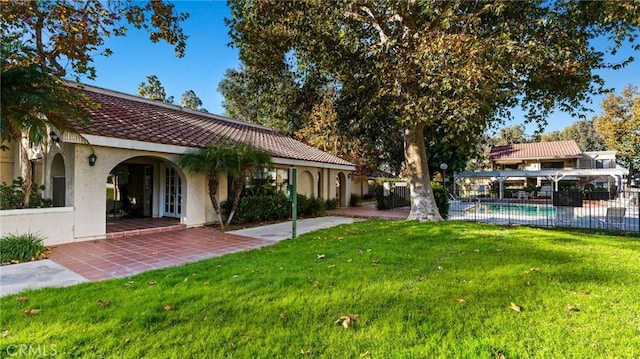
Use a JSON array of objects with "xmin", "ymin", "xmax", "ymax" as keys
[{"xmin": 82, "ymin": 1, "xmax": 639, "ymax": 134}]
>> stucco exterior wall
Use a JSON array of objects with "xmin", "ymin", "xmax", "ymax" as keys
[
  {"xmin": 0, "ymin": 141, "xmax": 15, "ymax": 185},
  {"xmin": 0, "ymin": 207, "xmax": 74, "ymax": 246}
]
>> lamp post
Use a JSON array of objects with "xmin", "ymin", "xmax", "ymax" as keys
[{"xmin": 440, "ymin": 163, "xmax": 448, "ymax": 190}]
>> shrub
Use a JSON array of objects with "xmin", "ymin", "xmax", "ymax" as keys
[
  {"xmin": 221, "ymin": 192, "xmax": 289, "ymax": 225},
  {"xmin": 297, "ymin": 194, "xmax": 325, "ymax": 217},
  {"xmin": 431, "ymin": 181, "xmax": 450, "ymax": 220},
  {"xmin": 0, "ymin": 177, "xmax": 52, "ymax": 209},
  {"xmin": 0, "ymin": 232, "xmax": 46, "ymax": 263},
  {"xmin": 350, "ymin": 194, "xmax": 362, "ymax": 207},
  {"xmin": 325, "ymin": 198, "xmax": 340, "ymax": 210}
]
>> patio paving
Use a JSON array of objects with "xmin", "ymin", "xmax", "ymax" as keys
[{"xmin": 48, "ymin": 227, "xmax": 271, "ymax": 282}]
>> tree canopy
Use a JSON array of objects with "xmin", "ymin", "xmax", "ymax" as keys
[
  {"xmin": 227, "ymin": 0, "xmax": 640, "ymax": 220},
  {"xmin": 138, "ymin": 75, "xmax": 173, "ymax": 103},
  {"xmin": 594, "ymin": 85, "xmax": 640, "ymax": 176}
]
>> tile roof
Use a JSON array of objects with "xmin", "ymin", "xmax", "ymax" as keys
[
  {"xmin": 69, "ymin": 83, "xmax": 354, "ymax": 167},
  {"xmin": 489, "ymin": 140, "xmax": 583, "ymax": 161}
]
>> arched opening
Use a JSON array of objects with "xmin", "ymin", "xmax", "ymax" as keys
[
  {"xmin": 299, "ymin": 170, "xmax": 314, "ymax": 198},
  {"xmin": 106, "ymin": 156, "xmax": 185, "ymax": 220},
  {"xmin": 50, "ymin": 153, "xmax": 66, "ymax": 207}
]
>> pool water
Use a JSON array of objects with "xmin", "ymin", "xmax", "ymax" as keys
[{"xmin": 474, "ymin": 203, "xmax": 556, "ymax": 217}]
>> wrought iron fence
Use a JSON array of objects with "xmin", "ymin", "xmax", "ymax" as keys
[{"xmin": 449, "ymin": 189, "xmax": 640, "ymax": 233}]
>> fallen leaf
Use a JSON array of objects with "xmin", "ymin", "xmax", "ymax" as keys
[
  {"xmin": 279, "ymin": 312, "xmax": 286, "ymax": 319},
  {"xmin": 360, "ymin": 351, "xmax": 372, "ymax": 357},
  {"xmin": 183, "ymin": 277, "xmax": 189, "ymax": 282},
  {"xmin": 2, "ymin": 331, "xmax": 9, "ymax": 338},
  {"xmin": 317, "ymin": 254, "xmax": 325, "ymax": 259},
  {"xmin": 567, "ymin": 304, "xmax": 580, "ymax": 312},
  {"xmin": 124, "ymin": 338, "xmax": 130, "ymax": 343},
  {"xmin": 437, "ymin": 265, "xmax": 443, "ymax": 270},
  {"xmin": 16, "ymin": 296, "xmax": 28, "ymax": 303},
  {"xmin": 525, "ymin": 281, "xmax": 531, "ymax": 286},
  {"xmin": 204, "ymin": 281, "xmax": 210, "ymax": 285},
  {"xmin": 151, "ymin": 252, "xmax": 159, "ymax": 256},
  {"xmin": 22, "ymin": 309, "xmax": 41, "ymax": 316},
  {"xmin": 148, "ymin": 281, "xmax": 157, "ymax": 286},
  {"xmin": 457, "ymin": 298, "xmax": 467, "ymax": 304},
  {"xmin": 97, "ymin": 299, "xmax": 112, "ymax": 307},
  {"xmin": 347, "ymin": 258, "xmax": 353, "ymax": 263},
  {"xmin": 232, "ymin": 275, "xmax": 239, "ymax": 278},
  {"xmin": 473, "ymin": 249, "xmax": 480, "ymax": 253},
  {"xmin": 591, "ymin": 343, "xmax": 598, "ymax": 350},
  {"xmin": 300, "ymin": 349, "xmax": 311, "ymax": 355},
  {"xmin": 372, "ymin": 259, "xmax": 379, "ymax": 265},
  {"xmin": 11, "ymin": 260, "xmax": 20, "ymax": 264},
  {"xmin": 548, "ymin": 276, "xmax": 554, "ymax": 281},
  {"xmin": 335, "ymin": 314, "xmax": 358, "ymax": 329},
  {"xmin": 509, "ymin": 302, "xmax": 522, "ymax": 312},
  {"xmin": 531, "ymin": 267, "xmax": 541, "ymax": 272},
  {"xmin": 164, "ymin": 305, "xmax": 174, "ymax": 311}
]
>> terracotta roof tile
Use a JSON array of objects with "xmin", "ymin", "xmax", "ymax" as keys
[
  {"xmin": 489, "ymin": 140, "xmax": 583, "ymax": 161},
  {"xmin": 69, "ymin": 83, "xmax": 354, "ymax": 167}
]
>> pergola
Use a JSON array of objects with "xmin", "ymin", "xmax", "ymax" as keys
[{"xmin": 454, "ymin": 168, "xmax": 628, "ymax": 199}]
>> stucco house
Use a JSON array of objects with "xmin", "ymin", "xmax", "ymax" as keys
[
  {"xmin": 455, "ymin": 140, "xmax": 627, "ymax": 198},
  {"xmin": 0, "ymin": 82, "xmax": 355, "ymax": 245}
]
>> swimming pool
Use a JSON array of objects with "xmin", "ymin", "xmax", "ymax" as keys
[{"xmin": 472, "ymin": 203, "xmax": 556, "ymax": 217}]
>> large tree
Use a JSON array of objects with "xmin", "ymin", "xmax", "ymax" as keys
[
  {"xmin": 1, "ymin": 1, "xmax": 188, "ymax": 204},
  {"xmin": 228, "ymin": 0, "xmax": 640, "ymax": 221},
  {"xmin": 540, "ymin": 119, "xmax": 606, "ymax": 151},
  {"xmin": 181, "ymin": 90, "xmax": 206, "ymax": 112},
  {"xmin": 138, "ymin": 75, "xmax": 174, "ymax": 103},
  {"xmin": 594, "ymin": 85, "xmax": 640, "ymax": 177}
]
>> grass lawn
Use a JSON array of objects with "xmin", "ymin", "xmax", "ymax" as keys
[{"xmin": 1, "ymin": 221, "xmax": 639, "ymax": 358}]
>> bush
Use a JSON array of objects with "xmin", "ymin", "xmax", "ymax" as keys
[
  {"xmin": 350, "ymin": 194, "xmax": 362, "ymax": 207},
  {"xmin": 222, "ymin": 192, "xmax": 289, "ymax": 225},
  {"xmin": 0, "ymin": 233, "xmax": 46, "ymax": 263},
  {"xmin": 297, "ymin": 194, "xmax": 325, "ymax": 217},
  {"xmin": 325, "ymin": 198, "xmax": 340, "ymax": 210},
  {"xmin": 431, "ymin": 181, "xmax": 450, "ymax": 220},
  {"xmin": 0, "ymin": 177, "xmax": 52, "ymax": 209}
]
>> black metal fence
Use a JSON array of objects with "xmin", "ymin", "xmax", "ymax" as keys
[{"xmin": 449, "ymin": 189, "xmax": 640, "ymax": 233}]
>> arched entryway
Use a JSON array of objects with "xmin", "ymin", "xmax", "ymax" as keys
[
  {"xmin": 299, "ymin": 170, "xmax": 315, "ymax": 197},
  {"xmin": 106, "ymin": 156, "xmax": 185, "ymax": 220},
  {"xmin": 50, "ymin": 153, "xmax": 66, "ymax": 207}
]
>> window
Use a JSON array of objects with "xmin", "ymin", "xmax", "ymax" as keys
[
  {"xmin": 541, "ymin": 162, "xmax": 564, "ymax": 169},
  {"xmin": 246, "ymin": 167, "xmax": 289, "ymax": 193},
  {"xmin": 595, "ymin": 160, "xmax": 611, "ymax": 169}
]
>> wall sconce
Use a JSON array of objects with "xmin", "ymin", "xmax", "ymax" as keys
[
  {"xmin": 49, "ymin": 131, "xmax": 60, "ymax": 143},
  {"xmin": 88, "ymin": 153, "xmax": 97, "ymax": 166}
]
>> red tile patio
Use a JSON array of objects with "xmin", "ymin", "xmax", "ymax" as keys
[
  {"xmin": 48, "ymin": 227, "xmax": 272, "ymax": 282},
  {"xmin": 106, "ymin": 217, "xmax": 185, "ymax": 239}
]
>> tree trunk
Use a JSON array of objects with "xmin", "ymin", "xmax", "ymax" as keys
[
  {"xmin": 226, "ymin": 176, "xmax": 244, "ymax": 226},
  {"xmin": 20, "ymin": 136, "xmax": 33, "ymax": 208},
  {"xmin": 207, "ymin": 174, "xmax": 224, "ymax": 229},
  {"xmin": 404, "ymin": 123, "xmax": 443, "ymax": 221}
]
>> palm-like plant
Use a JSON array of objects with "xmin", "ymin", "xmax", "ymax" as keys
[
  {"xmin": 177, "ymin": 142, "xmax": 272, "ymax": 228},
  {"xmin": 1, "ymin": 44, "xmax": 91, "ymax": 206},
  {"xmin": 177, "ymin": 144, "xmax": 226, "ymax": 227},
  {"xmin": 221, "ymin": 143, "xmax": 272, "ymax": 225}
]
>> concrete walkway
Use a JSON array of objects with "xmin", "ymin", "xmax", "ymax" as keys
[
  {"xmin": 228, "ymin": 216, "xmax": 362, "ymax": 241},
  {"xmin": 0, "ymin": 260, "xmax": 88, "ymax": 297},
  {"xmin": 0, "ymin": 216, "xmax": 362, "ymax": 297}
]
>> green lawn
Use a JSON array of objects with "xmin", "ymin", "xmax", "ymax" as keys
[{"xmin": 1, "ymin": 221, "xmax": 639, "ymax": 358}]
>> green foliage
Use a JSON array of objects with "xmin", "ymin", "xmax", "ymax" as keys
[
  {"xmin": 325, "ymin": 198, "xmax": 339, "ymax": 210},
  {"xmin": 349, "ymin": 194, "xmax": 361, "ymax": 207},
  {"xmin": 430, "ymin": 181, "xmax": 450, "ymax": 220},
  {"xmin": 0, "ymin": 177, "xmax": 52, "ymax": 209},
  {"xmin": 221, "ymin": 192, "xmax": 289, "ymax": 224},
  {"xmin": 138, "ymin": 75, "xmax": 173, "ymax": 103},
  {"xmin": 1, "ymin": 221, "xmax": 639, "ymax": 357},
  {"xmin": 0, "ymin": 232, "xmax": 45, "ymax": 263},
  {"xmin": 221, "ymin": 192, "xmax": 325, "ymax": 225}
]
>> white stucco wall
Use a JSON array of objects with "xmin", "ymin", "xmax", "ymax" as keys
[{"xmin": 0, "ymin": 207, "xmax": 74, "ymax": 246}]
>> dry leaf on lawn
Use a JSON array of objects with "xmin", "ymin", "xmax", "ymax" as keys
[
  {"xmin": 335, "ymin": 314, "xmax": 358, "ymax": 329},
  {"xmin": 567, "ymin": 304, "xmax": 580, "ymax": 312},
  {"xmin": 148, "ymin": 281, "xmax": 157, "ymax": 286},
  {"xmin": 300, "ymin": 349, "xmax": 311, "ymax": 355},
  {"xmin": 360, "ymin": 351, "xmax": 372, "ymax": 357},
  {"xmin": 22, "ymin": 309, "xmax": 41, "ymax": 316},
  {"xmin": 509, "ymin": 302, "xmax": 522, "ymax": 312},
  {"xmin": 317, "ymin": 254, "xmax": 325, "ymax": 259},
  {"xmin": 164, "ymin": 305, "xmax": 175, "ymax": 311},
  {"xmin": 457, "ymin": 298, "xmax": 467, "ymax": 304},
  {"xmin": 16, "ymin": 297, "xmax": 28, "ymax": 303},
  {"xmin": 97, "ymin": 299, "xmax": 112, "ymax": 307}
]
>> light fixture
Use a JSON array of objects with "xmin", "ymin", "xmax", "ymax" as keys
[
  {"xmin": 440, "ymin": 163, "xmax": 448, "ymax": 187},
  {"xmin": 49, "ymin": 131, "xmax": 60, "ymax": 143},
  {"xmin": 88, "ymin": 153, "xmax": 97, "ymax": 166}
]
